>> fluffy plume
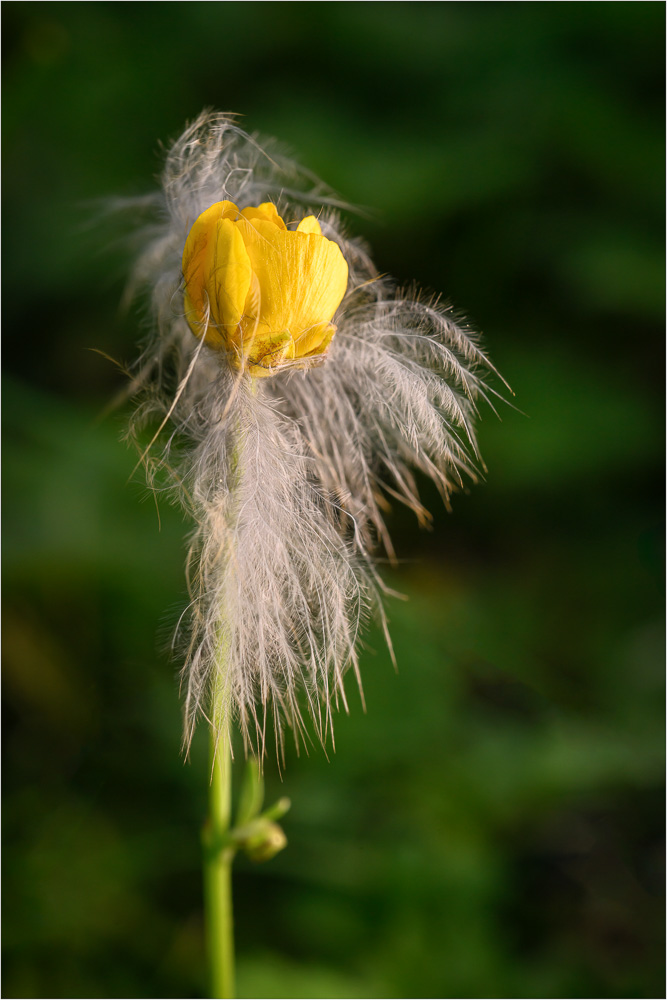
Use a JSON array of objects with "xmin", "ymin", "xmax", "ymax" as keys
[{"xmin": 121, "ymin": 111, "xmax": 500, "ymax": 757}]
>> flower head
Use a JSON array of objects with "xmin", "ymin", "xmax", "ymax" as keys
[
  {"xmin": 123, "ymin": 112, "xmax": 500, "ymax": 757},
  {"xmin": 182, "ymin": 201, "xmax": 348, "ymax": 376}
]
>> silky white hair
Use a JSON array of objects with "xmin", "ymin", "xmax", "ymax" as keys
[{"xmin": 122, "ymin": 111, "xmax": 500, "ymax": 758}]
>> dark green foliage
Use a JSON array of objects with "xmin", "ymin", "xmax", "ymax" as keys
[{"xmin": 3, "ymin": 3, "xmax": 663, "ymax": 997}]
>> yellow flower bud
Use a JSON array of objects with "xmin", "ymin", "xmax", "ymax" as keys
[{"xmin": 182, "ymin": 201, "xmax": 348, "ymax": 377}]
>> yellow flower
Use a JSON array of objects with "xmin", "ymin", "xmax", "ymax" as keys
[{"xmin": 182, "ymin": 200, "xmax": 348, "ymax": 377}]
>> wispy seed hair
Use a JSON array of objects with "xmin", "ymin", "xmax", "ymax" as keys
[{"xmin": 121, "ymin": 111, "xmax": 500, "ymax": 758}]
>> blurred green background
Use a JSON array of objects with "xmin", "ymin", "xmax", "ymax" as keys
[{"xmin": 3, "ymin": 3, "xmax": 664, "ymax": 998}]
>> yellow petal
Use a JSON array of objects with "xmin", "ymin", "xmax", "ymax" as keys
[
  {"xmin": 293, "ymin": 321, "xmax": 335, "ymax": 357},
  {"xmin": 240, "ymin": 203, "xmax": 287, "ymax": 230},
  {"xmin": 205, "ymin": 218, "xmax": 252, "ymax": 337},
  {"xmin": 296, "ymin": 215, "xmax": 323, "ymax": 236},
  {"xmin": 182, "ymin": 201, "xmax": 247, "ymax": 347},
  {"xmin": 240, "ymin": 220, "xmax": 348, "ymax": 337}
]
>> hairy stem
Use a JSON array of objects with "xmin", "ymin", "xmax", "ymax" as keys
[{"xmin": 204, "ymin": 705, "xmax": 235, "ymax": 998}]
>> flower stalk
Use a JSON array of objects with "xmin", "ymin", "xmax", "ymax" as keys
[
  {"xmin": 202, "ymin": 661, "xmax": 290, "ymax": 999},
  {"xmin": 204, "ymin": 714, "xmax": 235, "ymax": 999}
]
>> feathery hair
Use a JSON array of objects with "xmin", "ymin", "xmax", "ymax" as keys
[{"xmin": 123, "ymin": 111, "xmax": 498, "ymax": 758}]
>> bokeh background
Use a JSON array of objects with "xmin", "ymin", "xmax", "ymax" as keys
[{"xmin": 3, "ymin": 3, "xmax": 664, "ymax": 998}]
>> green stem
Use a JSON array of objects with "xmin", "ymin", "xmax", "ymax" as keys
[
  {"xmin": 205, "ymin": 717, "xmax": 235, "ymax": 999},
  {"xmin": 204, "ymin": 390, "xmax": 252, "ymax": 998}
]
